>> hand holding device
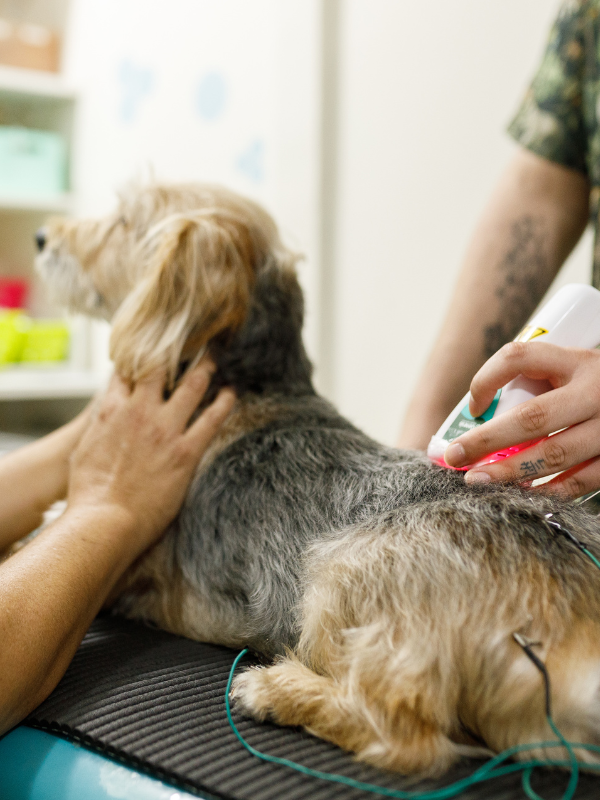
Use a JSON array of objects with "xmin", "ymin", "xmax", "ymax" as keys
[
  {"xmin": 445, "ymin": 343, "xmax": 600, "ymax": 496},
  {"xmin": 430, "ymin": 284, "xmax": 600, "ymax": 497}
]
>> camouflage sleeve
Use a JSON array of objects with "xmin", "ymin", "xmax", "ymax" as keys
[{"xmin": 508, "ymin": 1, "xmax": 589, "ymax": 174}]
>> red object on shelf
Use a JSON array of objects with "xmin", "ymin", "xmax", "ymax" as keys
[{"xmin": 0, "ymin": 278, "xmax": 28, "ymax": 309}]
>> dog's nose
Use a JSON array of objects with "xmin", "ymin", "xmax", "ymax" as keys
[{"xmin": 35, "ymin": 228, "xmax": 47, "ymax": 252}]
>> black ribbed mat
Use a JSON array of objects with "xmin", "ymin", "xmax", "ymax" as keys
[{"xmin": 24, "ymin": 615, "xmax": 600, "ymax": 800}]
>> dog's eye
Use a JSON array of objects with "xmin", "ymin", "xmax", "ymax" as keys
[{"xmin": 118, "ymin": 216, "xmax": 128, "ymax": 227}]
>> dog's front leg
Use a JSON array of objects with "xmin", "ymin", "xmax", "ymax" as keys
[{"xmin": 231, "ymin": 655, "xmax": 459, "ymax": 775}]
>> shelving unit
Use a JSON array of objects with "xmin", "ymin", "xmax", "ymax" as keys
[
  {"xmin": 0, "ymin": 0, "xmax": 107, "ymax": 432},
  {"xmin": 0, "ymin": 367, "xmax": 101, "ymax": 400},
  {"xmin": 0, "ymin": 63, "xmax": 73, "ymax": 97},
  {"xmin": 0, "ymin": 192, "xmax": 74, "ymax": 212}
]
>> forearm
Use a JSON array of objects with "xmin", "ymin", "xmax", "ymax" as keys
[
  {"xmin": 398, "ymin": 149, "xmax": 590, "ymax": 450},
  {"xmin": 0, "ymin": 411, "xmax": 89, "ymax": 550},
  {"xmin": 0, "ymin": 504, "xmax": 139, "ymax": 734},
  {"xmin": 0, "ymin": 365, "xmax": 234, "ymax": 736}
]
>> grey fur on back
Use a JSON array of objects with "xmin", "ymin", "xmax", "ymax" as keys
[
  {"xmin": 172, "ymin": 391, "xmax": 598, "ymax": 656},
  {"xmin": 120, "ymin": 256, "xmax": 600, "ymax": 657}
]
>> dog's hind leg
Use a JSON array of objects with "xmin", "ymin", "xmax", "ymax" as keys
[
  {"xmin": 232, "ymin": 655, "xmax": 460, "ymax": 775},
  {"xmin": 467, "ymin": 618, "xmax": 600, "ymax": 765}
]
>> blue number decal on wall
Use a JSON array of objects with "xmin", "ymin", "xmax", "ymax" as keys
[
  {"xmin": 196, "ymin": 72, "xmax": 228, "ymax": 121},
  {"xmin": 118, "ymin": 60, "xmax": 155, "ymax": 124},
  {"xmin": 236, "ymin": 139, "xmax": 265, "ymax": 183}
]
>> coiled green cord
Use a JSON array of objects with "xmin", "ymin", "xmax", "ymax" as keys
[
  {"xmin": 225, "ymin": 520, "xmax": 600, "ymax": 800},
  {"xmin": 226, "ymin": 651, "xmax": 600, "ymax": 799}
]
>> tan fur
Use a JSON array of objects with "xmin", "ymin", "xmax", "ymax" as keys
[
  {"xmin": 232, "ymin": 514, "xmax": 600, "ymax": 774},
  {"xmin": 106, "ymin": 536, "xmax": 187, "ymax": 633},
  {"xmin": 194, "ymin": 395, "xmax": 303, "ymax": 476},
  {"xmin": 38, "ymin": 182, "xmax": 600, "ymax": 778},
  {"xmin": 40, "ymin": 184, "xmax": 299, "ymax": 387},
  {"xmin": 108, "ymin": 395, "xmax": 298, "ymax": 646}
]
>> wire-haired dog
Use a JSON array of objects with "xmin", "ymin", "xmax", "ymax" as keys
[{"xmin": 36, "ymin": 184, "xmax": 600, "ymax": 776}]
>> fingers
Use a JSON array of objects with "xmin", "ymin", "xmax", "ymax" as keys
[
  {"xmin": 105, "ymin": 372, "xmax": 132, "ymax": 400},
  {"xmin": 462, "ymin": 420, "xmax": 600, "ymax": 486},
  {"xmin": 165, "ymin": 358, "xmax": 217, "ymax": 425},
  {"xmin": 88, "ymin": 373, "xmax": 131, "ymax": 426},
  {"xmin": 116, "ymin": 359, "xmax": 220, "ymax": 426},
  {"xmin": 185, "ymin": 387, "xmax": 236, "ymax": 452},
  {"xmin": 110, "ymin": 360, "xmax": 233, "ymax": 443},
  {"xmin": 468, "ymin": 341, "xmax": 576, "ymax": 418},
  {"xmin": 131, "ymin": 368, "xmax": 167, "ymax": 404},
  {"xmin": 539, "ymin": 457, "xmax": 600, "ymax": 499},
  {"xmin": 445, "ymin": 385, "xmax": 596, "ymax": 469}
]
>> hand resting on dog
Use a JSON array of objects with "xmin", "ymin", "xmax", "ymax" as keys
[{"xmin": 0, "ymin": 359, "xmax": 234, "ymax": 736}]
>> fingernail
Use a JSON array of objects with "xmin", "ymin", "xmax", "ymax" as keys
[
  {"xmin": 444, "ymin": 442, "xmax": 466, "ymax": 466},
  {"xmin": 465, "ymin": 471, "xmax": 491, "ymax": 485}
]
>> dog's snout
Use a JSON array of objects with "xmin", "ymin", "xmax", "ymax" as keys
[{"xmin": 35, "ymin": 228, "xmax": 47, "ymax": 252}]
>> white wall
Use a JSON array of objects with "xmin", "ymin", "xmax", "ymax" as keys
[
  {"xmin": 62, "ymin": 1, "xmax": 594, "ymax": 443},
  {"xmin": 330, "ymin": 0, "xmax": 592, "ymax": 445},
  {"xmin": 63, "ymin": 0, "xmax": 323, "ymax": 367}
]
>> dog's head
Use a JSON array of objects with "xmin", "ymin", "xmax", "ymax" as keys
[{"xmin": 37, "ymin": 183, "xmax": 301, "ymax": 386}]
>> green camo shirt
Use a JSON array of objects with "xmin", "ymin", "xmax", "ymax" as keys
[{"xmin": 508, "ymin": 0, "xmax": 600, "ymax": 287}]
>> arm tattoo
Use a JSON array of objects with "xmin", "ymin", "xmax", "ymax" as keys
[{"xmin": 483, "ymin": 216, "xmax": 549, "ymax": 358}]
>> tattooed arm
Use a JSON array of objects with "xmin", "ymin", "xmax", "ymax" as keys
[{"xmin": 398, "ymin": 148, "xmax": 590, "ymax": 450}]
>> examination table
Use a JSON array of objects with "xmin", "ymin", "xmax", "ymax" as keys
[{"xmin": 0, "ymin": 615, "xmax": 598, "ymax": 800}]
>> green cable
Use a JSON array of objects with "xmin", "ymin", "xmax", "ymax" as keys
[
  {"xmin": 522, "ymin": 768, "xmax": 542, "ymax": 800},
  {"xmin": 545, "ymin": 715, "xmax": 578, "ymax": 800},
  {"xmin": 225, "ymin": 649, "xmax": 597, "ymax": 800},
  {"xmin": 582, "ymin": 547, "xmax": 600, "ymax": 572},
  {"xmin": 225, "ymin": 536, "xmax": 600, "ymax": 799}
]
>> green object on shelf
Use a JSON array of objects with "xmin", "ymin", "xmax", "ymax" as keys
[
  {"xmin": 0, "ymin": 310, "xmax": 30, "ymax": 364},
  {"xmin": 0, "ymin": 312, "xmax": 70, "ymax": 365},
  {"xmin": 0, "ymin": 126, "xmax": 67, "ymax": 197},
  {"xmin": 22, "ymin": 320, "xmax": 70, "ymax": 363}
]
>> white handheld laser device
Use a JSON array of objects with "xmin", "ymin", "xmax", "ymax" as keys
[{"xmin": 427, "ymin": 283, "xmax": 600, "ymax": 471}]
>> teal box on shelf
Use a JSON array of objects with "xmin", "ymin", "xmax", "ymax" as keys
[{"xmin": 0, "ymin": 126, "xmax": 67, "ymax": 197}]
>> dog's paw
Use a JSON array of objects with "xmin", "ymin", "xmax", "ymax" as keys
[{"xmin": 231, "ymin": 667, "xmax": 273, "ymax": 722}]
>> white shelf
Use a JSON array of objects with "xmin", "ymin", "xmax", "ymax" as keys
[
  {"xmin": 0, "ymin": 65, "xmax": 76, "ymax": 101},
  {"xmin": 0, "ymin": 367, "xmax": 105, "ymax": 400},
  {"xmin": 0, "ymin": 193, "xmax": 74, "ymax": 213}
]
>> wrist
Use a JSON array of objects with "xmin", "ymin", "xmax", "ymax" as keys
[{"xmin": 61, "ymin": 502, "xmax": 141, "ymax": 562}]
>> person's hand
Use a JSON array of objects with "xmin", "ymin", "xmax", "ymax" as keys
[
  {"xmin": 443, "ymin": 341, "xmax": 600, "ymax": 497},
  {"xmin": 67, "ymin": 359, "xmax": 235, "ymax": 554}
]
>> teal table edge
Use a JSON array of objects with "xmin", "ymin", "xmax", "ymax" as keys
[{"xmin": 0, "ymin": 726, "xmax": 207, "ymax": 800}]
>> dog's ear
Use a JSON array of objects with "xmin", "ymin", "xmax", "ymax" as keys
[{"xmin": 110, "ymin": 211, "xmax": 256, "ymax": 384}]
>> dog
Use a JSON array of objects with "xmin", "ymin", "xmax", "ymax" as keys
[{"xmin": 36, "ymin": 182, "xmax": 600, "ymax": 777}]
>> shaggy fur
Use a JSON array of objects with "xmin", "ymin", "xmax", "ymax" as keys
[{"xmin": 37, "ymin": 183, "xmax": 600, "ymax": 776}]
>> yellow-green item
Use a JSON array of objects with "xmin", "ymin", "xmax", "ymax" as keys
[
  {"xmin": 0, "ymin": 310, "xmax": 31, "ymax": 364},
  {"xmin": 0, "ymin": 312, "xmax": 70, "ymax": 365},
  {"xmin": 21, "ymin": 321, "xmax": 70, "ymax": 363}
]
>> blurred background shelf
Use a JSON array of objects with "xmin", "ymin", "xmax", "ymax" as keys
[
  {"xmin": 0, "ymin": 63, "xmax": 74, "ymax": 100},
  {"xmin": 0, "ymin": 0, "xmax": 587, "ymax": 448},
  {"xmin": 0, "ymin": 191, "xmax": 73, "ymax": 212},
  {"xmin": 0, "ymin": 367, "xmax": 103, "ymax": 400},
  {"xmin": 0, "ymin": 1, "xmax": 108, "ymax": 432}
]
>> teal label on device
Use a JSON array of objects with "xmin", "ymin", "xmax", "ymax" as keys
[{"xmin": 443, "ymin": 390, "xmax": 501, "ymax": 443}]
